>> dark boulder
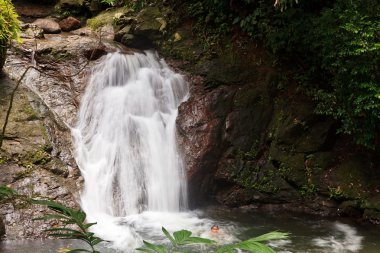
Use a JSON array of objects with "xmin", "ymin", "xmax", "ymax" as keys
[{"xmin": 59, "ymin": 16, "xmax": 81, "ymax": 31}]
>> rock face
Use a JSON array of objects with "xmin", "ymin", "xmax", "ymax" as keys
[
  {"xmin": 13, "ymin": 0, "xmax": 55, "ymax": 22},
  {"xmin": 59, "ymin": 16, "xmax": 81, "ymax": 31},
  {"xmin": 0, "ymin": 31, "xmax": 122, "ymax": 239},
  {"xmin": 33, "ymin": 18, "xmax": 61, "ymax": 34},
  {"xmin": 174, "ymin": 45, "xmax": 380, "ymax": 223}
]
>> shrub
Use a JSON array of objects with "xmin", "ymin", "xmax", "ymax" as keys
[{"xmin": 0, "ymin": 0, "xmax": 21, "ymax": 69}]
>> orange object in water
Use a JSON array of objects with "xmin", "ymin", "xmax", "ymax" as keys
[{"xmin": 211, "ymin": 225, "xmax": 219, "ymax": 233}]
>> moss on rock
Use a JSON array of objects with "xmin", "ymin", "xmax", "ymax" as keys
[{"xmin": 87, "ymin": 7, "xmax": 129, "ymax": 30}]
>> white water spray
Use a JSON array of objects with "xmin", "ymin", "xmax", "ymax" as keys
[
  {"xmin": 73, "ymin": 51, "xmax": 189, "ymax": 215},
  {"xmin": 72, "ymin": 51, "xmax": 198, "ymax": 248}
]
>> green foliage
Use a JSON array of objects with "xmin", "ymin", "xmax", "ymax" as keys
[
  {"xmin": 0, "ymin": 185, "xmax": 16, "ymax": 201},
  {"xmin": 0, "ymin": 0, "xmax": 21, "ymax": 68},
  {"xmin": 0, "ymin": 0, "xmax": 21, "ymax": 45},
  {"xmin": 137, "ymin": 227, "xmax": 215, "ymax": 253},
  {"xmin": 33, "ymin": 199, "xmax": 105, "ymax": 253},
  {"xmin": 186, "ymin": 0, "xmax": 380, "ymax": 148},
  {"xmin": 137, "ymin": 227, "xmax": 288, "ymax": 253},
  {"xmin": 216, "ymin": 231, "xmax": 289, "ymax": 253}
]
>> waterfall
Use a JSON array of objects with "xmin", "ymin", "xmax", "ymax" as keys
[
  {"xmin": 73, "ymin": 51, "xmax": 189, "ymax": 218},
  {"xmin": 72, "ymin": 51, "xmax": 237, "ymax": 251}
]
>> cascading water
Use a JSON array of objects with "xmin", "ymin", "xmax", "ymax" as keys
[
  {"xmin": 73, "ymin": 51, "xmax": 188, "ymax": 217},
  {"xmin": 72, "ymin": 51, "xmax": 200, "ymax": 249}
]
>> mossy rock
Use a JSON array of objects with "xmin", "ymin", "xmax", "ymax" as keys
[
  {"xmin": 134, "ymin": 7, "xmax": 165, "ymax": 40},
  {"xmin": 306, "ymin": 152, "xmax": 336, "ymax": 170},
  {"xmin": 269, "ymin": 145, "xmax": 307, "ymax": 187},
  {"xmin": 330, "ymin": 157, "xmax": 372, "ymax": 199},
  {"xmin": 361, "ymin": 195, "xmax": 380, "ymax": 211},
  {"xmin": 363, "ymin": 209, "xmax": 380, "ymax": 223},
  {"xmin": 55, "ymin": 0, "xmax": 90, "ymax": 18},
  {"xmin": 233, "ymin": 85, "xmax": 265, "ymax": 109},
  {"xmin": 87, "ymin": 7, "xmax": 129, "ymax": 30}
]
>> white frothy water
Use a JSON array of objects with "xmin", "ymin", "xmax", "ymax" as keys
[
  {"xmin": 73, "ymin": 51, "xmax": 188, "ymax": 216},
  {"xmin": 312, "ymin": 222, "xmax": 363, "ymax": 253},
  {"xmin": 72, "ymin": 51, "xmax": 237, "ymax": 250}
]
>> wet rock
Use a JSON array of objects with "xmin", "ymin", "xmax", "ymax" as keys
[
  {"xmin": 0, "ymin": 32, "xmax": 124, "ymax": 238},
  {"xmin": 33, "ymin": 18, "xmax": 61, "ymax": 34},
  {"xmin": 338, "ymin": 201, "xmax": 362, "ymax": 217},
  {"xmin": 120, "ymin": 34, "xmax": 155, "ymax": 50},
  {"xmin": 86, "ymin": 7, "xmax": 129, "ymax": 31},
  {"xmin": 13, "ymin": 0, "xmax": 55, "ymax": 22},
  {"xmin": 114, "ymin": 25, "xmax": 132, "ymax": 42},
  {"xmin": 134, "ymin": 7, "xmax": 166, "ymax": 41},
  {"xmin": 84, "ymin": 45, "xmax": 108, "ymax": 60},
  {"xmin": 363, "ymin": 209, "xmax": 380, "ymax": 224},
  {"xmin": 20, "ymin": 24, "xmax": 44, "ymax": 39},
  {"xmin": 177, "ymin": 81, "xmax": 235, "ymax": 206},
  {"xmin": 59, "ymin": 16, "xmax": 81, "ymax": 32},
  {"xmin": 71, "ymin": 27, "xmax": 94, "ymax": 37}
]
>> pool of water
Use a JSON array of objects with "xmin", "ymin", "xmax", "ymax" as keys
[{"xmin": 1, "ymin": 207, "xmax": 379, "ymax": 253}]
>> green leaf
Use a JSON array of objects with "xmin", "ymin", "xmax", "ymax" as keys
[
  {"xmin": 182, "ymin": 237, "xmax": 215, "ymax": 244},
  {"xmin": 248, "ymin": 231, "xmax": 289, "ymax": 242},
  {"xmin": 162, "ymin": 227, "xmax": 177, "ymax": 246},
  {"xmin": 66, "ymin": 249, "xmax": 93, "ymax": 253},
  {"xmin": 138, "ymin": 240, "xmax": 169, "ymax": 253},
  {"xmin": 173, "ymin": 230, "xmax": 192, "ymax": 244},
  {"xmin": 172, "ymin": 229, "xmax": 215, "ymax": 245},
  {"xmin": 216, "ymin": 231, "xmax": 288, "ymax": 253},
  {"xmin": 136, "ymin": 248, "xmax": 155, "ymax": 253},
  {"xmin": 235, "ymin": 241, "xmax": 277, "ymax": 253}
]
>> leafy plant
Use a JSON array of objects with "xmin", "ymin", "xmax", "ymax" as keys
[
  {"xmin": 137, "ymin": 227, "xmax": 215, "ymax": 253},
  {"xmin": 137, "ymin": 227, "xmax": 288, "ymax": 253},
  {"xmin": 216, "ymin": 231, "xmax": 289, "ymax": 253},
  {"xmin": 0, "ymin": 184, "xmax": 16, "ymax": 201},
  {"xmin": 0, "ymin": 0, "xmax": 21, "ymax": 68},
  {"xmin": 33, "ymin": 199, "xmax": 105, "ymax": 253}
]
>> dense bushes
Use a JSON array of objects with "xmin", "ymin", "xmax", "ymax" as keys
[
  {"xmin": 187, "ymin": 0, "xmax": 380, "ymax": 148},
  {"xmin": 0, "ymin": 0, "xmax": 21, "ymax": 69}
]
